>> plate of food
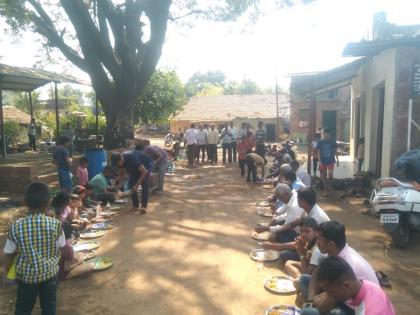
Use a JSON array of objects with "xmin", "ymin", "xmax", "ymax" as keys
[
  {"xmin": 256, "ymin": 201, "xmax": 271, "ymax": 207},
  {"xmin": 182, "ymin": 175, "xmax": 203, "ymax": 180},
  {"xmin": 90, "ymin": 222, "xmax": 114, "ymax": 230},
  {"xmin": 251, "ymin": 231, "xmax": 271, "ymax": 241},
  {"xmin": 92, "ymin": 256, "xmax": 114, "ymax": 271},
  {"xmin": 91, "ymin": 217, "xmax": 112, "ymax": 223},
  {"xmin": 76, "ymin": 250, "xmax": 96, "ymax": 261},
  {"xmin": 250, "ymin": 249, "xmax": 280, "ymax": 262},
  {"xmin": 257, "ymin": 209, "xmax": 273, "ymax": 218},
  {"xmin": 99, "ymin": 210, "xmax": 117, "ymax": 216},
  {"xmin": 114, "ymin": 199, "xmax": 128, "ymax": 204},
  {"xmin": 262, "ymin": 184, "xmax": 274, "ymax": 190},
  {"xmin": 79, "ymin": 230, "xmax": 105, "ymax": 240},
  {"xmin": 73, "ymin": 241, "xmax": 101, "ymax": 252},
  {"xmin": 263, "ymin": 276, "xmax": 296, "ymax": 295},
  {"xmin": 257, "ymin": 219, "xmax": 272, "ymax": 227},
  {"xmin": 265, "ymin": 305, "xmax": 301, "ymax": 315}
]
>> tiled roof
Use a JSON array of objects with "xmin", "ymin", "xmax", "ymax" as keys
[
  {"xmin": 173, "ymin": 94, "xmax": 290, "ymax": 121},
  {"xmin": 3, "ymin": 106, "xmax": 31, "ymax": 124}
]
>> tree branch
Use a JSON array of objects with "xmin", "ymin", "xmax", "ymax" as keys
[
  {"xmin": 27, "ymin": 0, "xmax": 88, "ymax": 72},
  {"xmin": 136, "ymin": 0, "xmax": 171, "ymax": 91},
  {"xmin": 168, "ymin": 9, "xmax": 206, "ymax": 21},
  {"xmin": 60, "ymin": 0, "xmax": 121, "ymax": 80}
]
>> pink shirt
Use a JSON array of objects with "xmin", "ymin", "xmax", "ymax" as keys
[
  {"xmin": 76, "ymin": 166, "xmax": 89, "ymax": 186},
  {"xmin": 348, "ymin": 280, "xmax": 395, "ymax": 315},
  {"xmin": 338, "ymin": 245, "xmax": 379, "ymax": 285}
]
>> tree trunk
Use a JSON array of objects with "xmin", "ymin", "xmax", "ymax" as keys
[{"xmin": 103, "ymin": 98, "xmax": 135, "ymax": 150}]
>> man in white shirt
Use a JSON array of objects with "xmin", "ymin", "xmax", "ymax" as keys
[
  {"xmin": 255, "ymin": 183, "xmax": 304, "ymax": 243},
  {"xmin": 291, "ymin": 160, "xmax": 312, "ymax": 187},
  {"xmin": 184, "ymin": 123, "xmax": 199, "ymax": 167},
  {"xmin": 206, "ymin": 124, "xmax": 219, "ymax": 163},
  {"xmin": 229, "ymin": 122, "xmax": 239, "ymax": 162},
  {"xmin": 196, "ymin": 124, "xmax": 207, "ymax": 163},
  {"xmin": 220, "ymin": 123, "xmax": 233, "ymax": 163}
]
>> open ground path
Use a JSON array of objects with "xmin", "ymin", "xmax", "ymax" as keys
[{"xmin": 1, "ymin": 158, "xmax": 420, "ymax": 314}]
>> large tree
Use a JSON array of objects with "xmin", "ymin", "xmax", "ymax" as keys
[{"xmin": 0, "ymin": 0, "xmax": 310, "ymax": 147}]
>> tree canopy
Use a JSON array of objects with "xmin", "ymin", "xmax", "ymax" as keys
[
  {"xmin": 0, "ymin": 0, "xmax": 312, "ymax": 147},
  {"xmin": 134, "ymin": 70, "xmax": 185, "ymax": 124},
  {"xmin": 185, "ymin": 71, "xmax": 264, "ymax": 96}
]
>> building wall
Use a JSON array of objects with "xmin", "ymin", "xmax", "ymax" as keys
[
  {"xmin": 290, "ymin": 85, "xmax": 351, "ymax": 143},
  {"xmin": 232, "ymin": 117, "xmax": 287, "ymax": 137},
  {"xmin": 392, "ymin": 47, "xmax": 420, "ymax": 170},
  {"xmin": 351, "ymin": 48, "xmax": 397, "ymax": 177}
]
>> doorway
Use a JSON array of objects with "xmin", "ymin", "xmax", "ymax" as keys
[
  {"xmin": 375, "ymin": 87, "xmax": 385, "ymax": 177},
  {"xmin": 266, "ymin": 124, "xmax": 276, "ymax": 141},
  {"xmin": 322, "ymin": 110, "xmax": 337, "ymax": 137}
]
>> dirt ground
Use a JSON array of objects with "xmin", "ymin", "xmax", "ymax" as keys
[{"xmin": 1, "ymin": 158, "xmax": 419, "ymax": 314}]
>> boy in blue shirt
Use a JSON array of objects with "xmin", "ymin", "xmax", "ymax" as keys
[
  {"xmin": 316, "ymin": 128, "xmax": 339, "ymax": 197},
  {"xmin": 3, "ymin": 183, "xmax": 65, "ymax": 314},
  {"xmin": 53, "ymin": 136, "xmax": 72, "ymax": 194}
]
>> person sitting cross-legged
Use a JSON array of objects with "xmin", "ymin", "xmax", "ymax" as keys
[
  {"xmin": 284, "ymin": 217, "xmax": 326, "ymax": 279},
  {"xmin": 255, "ymin": 183, "xmax": 304, "ymax": 243},
  {"xmin": 90, "ymin": 166, "xmax": 117, "ymax": 205},
  {"xmin": 301, "ymin": 256, "xmax": 395, "ymax": 315},
  {"xmin": 300, "ymin": 221, "xmax": 380, "ymax": 315}
]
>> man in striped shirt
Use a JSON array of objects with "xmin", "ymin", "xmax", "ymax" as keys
[{"xmin": 3, "ymin": 183, "xmax": 65, "ymax": 314}]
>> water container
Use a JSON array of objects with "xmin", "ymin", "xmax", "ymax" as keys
[{"xmin": 85, "ymin": 148, "xmax": 107, "ymax": 180}]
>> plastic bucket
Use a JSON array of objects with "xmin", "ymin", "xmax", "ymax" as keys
[{"xmin": 86, "ymin": 148, "xmax": 107, "ymax": 180}]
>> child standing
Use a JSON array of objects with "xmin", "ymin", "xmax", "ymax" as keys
[
  {"xmin": 237, "ymin": 135, "xmax": 252, "ymax": 177},
  {"xmin": 53, "ymin": 136, "xmax": 73, "ymax": 194},
  {"xmin": 3, "ymin": 183, "xmax": 65, "ymax": 314},
  {"xmin": 76, "ymin": 157, "xmax": 89, "ymax": 187},
  {"xmin": 311, "ymin": 133, "xmax": 321, "ymax": 176},
  {"xmin": 357, "ymin": 137, "xmax": 365, "ymax": 172}
]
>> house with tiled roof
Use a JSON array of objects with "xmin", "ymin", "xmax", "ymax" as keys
[
  {"xmin": 3, "ymin": 106, "xmax": 31, "ymax": 125},
  {"xmin": 170, "ymin": 94, "xmax": 290, "ymax": 141}
]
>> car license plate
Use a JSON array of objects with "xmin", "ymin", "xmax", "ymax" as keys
[{"xmin": 380, "ymin": 214, "xmax": 399, "ymax": 224}]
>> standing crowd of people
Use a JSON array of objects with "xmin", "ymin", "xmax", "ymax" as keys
[{"xmin": 182, "ymin": 121, "xmax": 272, "ymax": 183}]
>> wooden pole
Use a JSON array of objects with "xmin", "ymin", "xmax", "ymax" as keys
[
  {"xmin": 54, "ymin": 82, "xmax": 60, "ymax": 141},
  {"xmin": 275, "ymin": 78, "xmax": 280, "ymax": 144},
  {"xmin": 28, "ymin": 91, "xmax": 33, "ymax": 120},
  {"xmin": 95, "ymin": 96, "xmax": 99, "ymax": 140},
  {"xmin": 407, "ymin": 98, "xmax": 413, "ymax": 151},
  {"xmin": 307, "ymin": 90, "xmax": 317, "ymax": 175},
  {"xmin": 0, "ymin": 89, "xmax": 5, "ymax": 159}
]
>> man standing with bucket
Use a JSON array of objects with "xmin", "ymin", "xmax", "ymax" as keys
[{"xmin": 111, "ymin": 151, "xmax": 153, "ymax": 215}]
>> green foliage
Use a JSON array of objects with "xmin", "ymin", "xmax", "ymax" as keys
[
  {"xmin": 185, "ymin": 72, "xmax": 263, "ymax": 96},
  {"xmin": 134, "ymin": 70, "xmax": 186, "ymax": 124},
  {"xmin": 237, "ymin": 79, "xmax": 262, "ymax": 94},
  {"xmin": 185, "ymin": 71, "xmax": 226, "ymax": 97},
  {"xmin": 196, "ymin": 84, "xmax": 225, "ymax": 97},
  {"xmin": 3, "ymin": 91, "xmax": 41, "ymax": 117},
  {"xmin": 3, "ymin": 120, "xmax": 21, "ymax": 141}
]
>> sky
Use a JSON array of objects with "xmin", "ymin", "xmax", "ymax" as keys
[{"xmin": 1, "ymin": 0, "xmax": 420, "ymax": 91}]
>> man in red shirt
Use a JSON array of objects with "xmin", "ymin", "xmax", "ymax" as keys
[{"xmin": 237, "ymin": 135, "xmax": 252, "ymax": 177}]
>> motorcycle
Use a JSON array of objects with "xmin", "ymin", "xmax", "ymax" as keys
[
  {"xmin": 371, "ymin": 177, "xmax": 420, "ymax": 248},
  {"xmin": 164, "ymin": 133, "xmax": 173, "ymax": 147}
]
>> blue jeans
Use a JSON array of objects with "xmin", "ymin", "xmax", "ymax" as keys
[
  {"xmin": 299, "ymin": 274, "xmax": 312, "ymax": 301},
  {"xmin": 129, "ymin": 171, "xmax": 150, "ymax": 208},
  {"xmin": 57, "ymin": 169, "xmax": 72, "ymax": 193},
  {"xmin": 301, "ymin": 306, "xmax": 353, "ymax": 315},
  {"xmin": 16, "ymin": 277, "xmax": 58, "ymax": 315},
  {"xmin": 156, "ymin": 161, "xmax": 168, "ymax": 192}
]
